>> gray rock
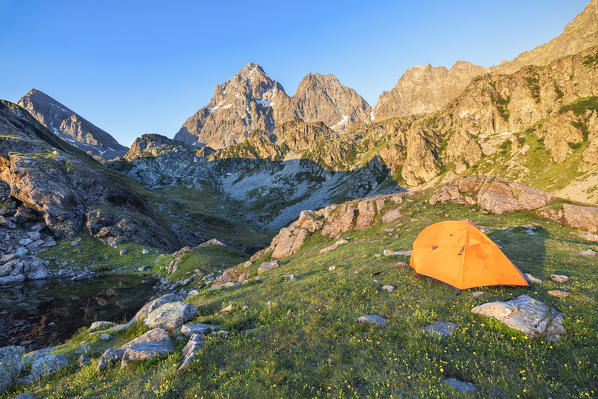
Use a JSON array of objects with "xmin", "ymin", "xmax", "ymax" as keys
[
  {"xmin": 119, "ymin": 249, "xmax": 127, "ymax": 256},
  {"xmin": 121, "ymin": 328, "xmax": 171, "ymax": 349},
  {"xmin": 444, "ymin": 378, "xmax": 477, "ymax": 393},
  {"xmin": 97, "ymin": 348, "xmax": 125, "ymax": 370},
  {"xmin": 357, "ymin": 314, "xmax": 388, "ymax": 327},
  {"xmin": 41, "ymin": 239, "xmax": 56, "ymax": 247},
  {"xmin": 551, "ymin": 274, "xmax": 569, "ymax": 283},
  {"xmin": 27, "ymin": 231, "xmax": 41, "ymax": 240},
  {"xmin": 24, "ymin": 354, "xmax": 69, "ymax": 383},
  {"xmin": 132, "ymin": 293, "xmax": 179, "ymax": 323},
  {"xmin": 383, "ymin": 249, "xmax": 411, "ymax": 257},
  {"xmin": 14, "ymin": 247, "xmax": 28, "ymax": 257},
  {"xmin": 22, "ymin": 348, "xmax": 52, "ymax": 367},
  {"xmin": 424, "ymin": 321, "xmax": 457, "ymax": 337},
  {"xmin": 89, "ymin": 321, "xmax": 117, "ymax": 332},
  {"xmin": 18, "ymin": 238, "xmax": 33, "ymax": 246},
  {"xmin": 0, "ymin": 346, "xmax": 24, "ymax": 393},
  {"xmin": 100, "ymin": 334, "xmax": 111, "ymax": 341},
  {"xmin": 180, "ymin": 323, "xmax": 221, "ymax": 337},
  {"xmin": 472, "ymin": 291, "xmax": 485, "ymax": 297},
  {"xmin": 144, "ymin": 302, "xmax": 198, "ymax": 330},
  {"xmin": 121, "ymin": 340, "xmax": 174, "ymax": 368},
  {"xmin": 179, "ymin": 334, "xmax": 203, "ymax": 370},
  {"xmin": 78, "ymin": 353, "xmax": 91, "ymax": 366},
  {"xmin": 257, "ymin": 260, "xmax": 280, "ymax": 274},
  {"xmin": 142, "ymin": 248, "xmax": 150, "ymax": 254},
  {"xmin": 12, "ymin": 393, "xmax": 34, "ymax": 399},
  {"xmin": 472, "ymin": 294, "xmax": 566, "ymax": 340}
]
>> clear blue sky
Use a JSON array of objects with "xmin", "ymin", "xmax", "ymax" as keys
[{"xmin": 0, "ymin": 0, "xmax": 589, "ymax": 146}]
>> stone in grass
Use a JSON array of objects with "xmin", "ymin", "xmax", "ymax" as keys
[
  {"xmin": 12, "ymin": 394, "xmax": 34, "ymax": 399},
  {"xmin": 78, "ymin": 353, "xmax": 91, "ymax": 366},
  {"xmin": 0, "ymin": 346, "xmax": 24, "ymax": 393},
  {"xmin": 121, "ymin": 341, "xmax": 175, "ymax": 368},
  {"xmin": 444, "ymin": 378, "xmax": 477, "ymax": 393},
  {"xmin": 580, "ymin": 249, "xmax": 597, "ymax": 257},
  {"xmin": 471, "ymin": 294, "xmax": 565, "ymax": 341},
  {"xmin": 547, "ymin": 289, "xmax": 571, "ymax": 298},
  {"xmin": 357, "ymin": 315, "xmax": 388, "ymax": 327},
  {"xmin": 424, "ymin": 321, "xmax": 457, "ymax": 337},
  {"xmin": 119, "ymin": 249, "xmax": 127, "ymax": 256},
  {"xmin": 100, "ymin": 334, "xmax": 111, "ymax": 341},
  {"xmin": 257, "ymin": 260, "xmax": 280, "ymax": 274},
  {"xmin": 550, "ymin": 274, "xmax": 569, "ymax": 283},
  {"xmin": 97, "ymin": 348, "xmax": 126, "ymax": 370},
  {"xmin": 181, "ymin": 323, "xmax": 221, "ymax": 337},
  {"xmin": 328, "ymin": 265, "xmax": 336, "ymax": 271},
  {"xmin": 524, "ymin": 273, "xmax": 543, "ymax": 284},
  {"xmin": 179, "ymin": 334, "xmax": 203, "ymax": 371},
  {"xmin": 144, "ymin": 301, "xmax": 198, "ymax": 330},
  {"xmin": 381, "ymin": 285, "xmax": 395, "ymax": 292},
  {"xmin": 22, "ymin": 354, "xmax": 69, "ymax": 383},
  {"xmin": 98, "ymin": 328, "xmax": 172, "ymax": 370},
  {"xmin": 89, "ymin": 321, "xmax": 117, "ymax": 332},
  {"xmin": 472, "ymin": 291, "xmax": 485, "ymax": 298}
]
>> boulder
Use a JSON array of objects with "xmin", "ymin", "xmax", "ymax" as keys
[
  {"xmin": 121, "ymin": 341, "xmax": 174, "ymax": 368},
  {"xmin": 143, "ymin": 302, "xmax": 198, "ymax": 330},
  {"xmin": 550, "ymin": 274, "xmax": 569, "ymax": 283},
  {"xmin": 270, "ymin": 227, "xmax": 310, "ymax": 259},
  {"xmin": 89, "ymin": 321, "xmax": 117, "ymax": 332},
  {"xmin": 0, "ymin": 346, "xmax": 24, "ymax": 393},
  {"xmin": 97, "ymin": 348, "xmax": 126, "ymax": 370},
  {"xmin": 355, "ymin": 199, "xmax": 376, "ymax": 230},
  {"xmin": 562, "ymin": 204, "xmax": 598, "ymax": 233},
  {"xmin": 471, "ymin": 294, "xmax": 565, "ymax": 340},
  {"xmin": 524, "ymin": 273, "xmax": 543, "ymax": 284},
  {"xmin": 132, "ymin": 293, "xmax": 179, "ymax": 323},
  {"xmin": 257, "ymin": 260, "xmax": 280, "ymax": 274},
  {"xmin": 23, "ymin": 354, "xmax": 69, "ymax": 383},
  {"xmin": 357, "ymin": 314, "xmax": 388, "ymax": 327}
]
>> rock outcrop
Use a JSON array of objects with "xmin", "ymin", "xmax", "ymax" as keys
[
  {"xmin": 429, "ymin": 176, "xmax": 553, "ymax": 214},
  {"xmin": 18, "ymin": 89, "xmax": 127, "ymax": 160},
  {"xmin": 0, "ymin": 100, "xmax": 181, "ymax": 251}
]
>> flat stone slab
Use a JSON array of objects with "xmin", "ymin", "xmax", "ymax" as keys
[
  {"xmin": 471, "ymin": 294, "xmax": 565, "ymax": 340},
  {"xmin": 318, "ymin": 239, "xmax": 348, "ymax": 254},
  {"xmin": 424, "ymin": 321, "xmax": 457, "ymax": 337},
  {"xmin": 357, "ymin": 314, "xmax": 388, "ymax": 327},
  {"xmin": 121, "ymin": 340, "xmax": 175, "ymax": 368},
  {"xmin": 550, "ymin": 274, "xmax": 569, "ymax": 283},
  {"xmin": 548, "ymin": 289, "xmax": 570, "ymax": 298},
  {"xmin": 444, "ymin": 378, "xmax": 477, "ymax": 393},
  {"xmin": 98, "ymin": 328, "xmax": 173, "ymax": 370},
  {"xmin": 144, "ymin": 302, "xmax": 198, "ymax": 330},
  {"xmin": 181, "ymin": 323, "xmax": 221, "ymax": 337}
]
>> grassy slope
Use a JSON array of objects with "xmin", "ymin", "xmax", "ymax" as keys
[{"xmin": 5, "ymin": 197, "xmax": 597, "ymax": 398}]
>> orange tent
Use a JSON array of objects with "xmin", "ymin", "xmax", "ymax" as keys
[{"xmin": 409, "ymin": 220, "xmax": 529, "ymax": 290}]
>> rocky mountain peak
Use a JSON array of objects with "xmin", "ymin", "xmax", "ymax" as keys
[{"xmin": 18, "ymin": 89, "xmax": 127, "ymax": 160}]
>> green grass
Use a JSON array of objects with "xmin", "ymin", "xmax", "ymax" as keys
[
  {"xmin": 5, "ymin": 199, "xmax": 597, "ymax": 398},
  {"xmin": 558, "ymin": 97, "xmax": 598, "ymax": 116}
]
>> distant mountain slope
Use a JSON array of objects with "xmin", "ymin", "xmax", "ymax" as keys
[
  {"xmin": 174, "ymin": 63, "xmax": 372, "ymax": 149},
  {"xmin": 18, "ymin": 89, "xmax": 128, "ymax": 160},
  {"xmin": 374, "ymin": 0, "xmax": 598, "ymax": 120}
]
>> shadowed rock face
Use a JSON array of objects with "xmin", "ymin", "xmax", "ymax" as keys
[
  {"xmin": 174, "ymin": 63, "xmax": 372, "ymax": 148},
  {"xmin": 0, "ymin": 100, "xmax": 181, "ymax": 250},
  {"xmin": 18, "ymin": 89, "xmax": 127, "ymax": 160}
]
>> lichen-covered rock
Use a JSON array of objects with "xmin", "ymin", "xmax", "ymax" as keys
[
  {"xmin": 179, "ymin": 334, "xmax": 203, "ymax": 370},
  {"xmin": 258, "ymin": 260, "xmax": 280, "ymax": 274},
  {"xmin": 181, "ymin": 323, "xmax": 221, "ymax": 337},
  {"xmin": 143, "ymin": 302, "xmax": 198, "ymax": 330},
  {"xmin": 471, "ymin": 294, "xmax": 565, "ymax": 340},
  {"xmin": 357, "ymin": 314, "xmax": 388, "ymax": 327},
  {"xmin": 89, "ymin": 321, "xmax": 117, "ymax": 332},
  {"xmin": 97, "ymin": 348, "xmax": 126, "ymax": 371},
  {"xmin": 132, "ymin": 293, "xmax": 179, "ymax": 323},
  {"xmin": 0, "ymin": 346, "xmax": 24, "ymax": 393},
  {"xmin": 121, "ymin": 341, "xmax": 174, "ymax": 368},
  {"xmin": 23, "ymin": 354, "xmax": 69, "ymax": 383}
]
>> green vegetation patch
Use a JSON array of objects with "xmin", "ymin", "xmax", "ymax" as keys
[{"xmin": 558, "ymin": 96, "xmax": 598, "ymax": 116}]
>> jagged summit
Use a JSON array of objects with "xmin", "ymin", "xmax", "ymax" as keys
[
  {"xmin": 18, "ymin": 89, "xmax": 128, "ymax": 160},
  {"xmin": 174, "ymin": 64, "xmax": 372, "ymax": 148}
]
